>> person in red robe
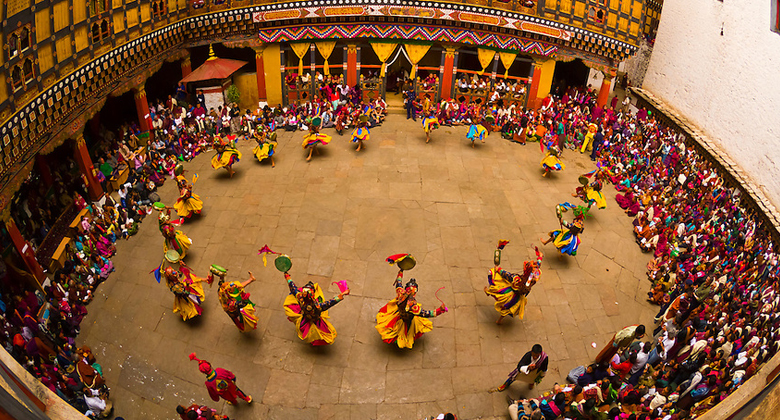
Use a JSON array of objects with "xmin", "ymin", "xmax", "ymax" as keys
[{"xmin": 189, "ymin": 353, "xmax": 252, "ymax": 405}]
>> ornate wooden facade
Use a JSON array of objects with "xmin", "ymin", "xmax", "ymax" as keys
[{"xmin": 0, "ymin": 0, "xmax": 652, "ymax": 212}]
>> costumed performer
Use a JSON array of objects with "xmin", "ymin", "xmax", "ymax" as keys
[
  {"xmin": 302, "ymin": 120, "xmax": 332, "ymax": 162},
  {"xmin": 162, "ymin": 261, "xmax": 206, "ymax": 321},
  {"xmin": 350, "ymin": 115, "xmax": 370, "ymax": 152},
  {"xmin": 272, "ymin": 252, "xmax": 350, "ymax": 346},
  {"xmin": 211, "ymin": 134, "xmax": 242, "ymax": 177},
  {"xmin": 208, "ymin": 266, "xmax": 258, "ymax": 332},
  {"xmin": 572, "ymin": 171, "xmax": 607, "ymax": 209},
  {"xmin": 154, "ymin": 202, "xmax": 192, "ymax": 259},
  {"xmin": 421, "ymin": 112, "xmax": 439, "ymax": 143},
  {"xmin": 376, "ymin": 254, "xmax": 447, "ymax": 349},
  {"xmin": 484, "ymin": 240, "xmax": 544, "ymax": 324},
  {"xmin": 189, "ymin": 353, "xmax": 252, "ymax": 405},
  {"xmin": 173, "ymin": 174, "xmax": 203, "ymax": 219},
  {"xmin": 252, "ymin": 128, "xmax": 277, "ymax": 167},
  {"xmin": 540, "ymin": 203, "xmax": 587, "ymax": 256},
  {"xmin": 466, "ymin": 121, "xmax": 488, "ymax": 148},
  {"xmin": 540, "ymin": 138, "xmax": 565, "ymax": 177}
]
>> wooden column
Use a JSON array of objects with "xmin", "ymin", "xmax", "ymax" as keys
[
  {"xmin": 596, "ymin": 71, "xmax": 615, "ymax": 109},
  {"xmin": 440, "ymin": 45, "xmax": 457, "ymax": 101},
  {"xmin": 346, "ymin": 44, "xmax": 358, "ymax": 87},
  {"xmin": 181, "ymin": 55, "xmax": 192, "ymax": 78},
  {"xmin": 35, "ymin": 155, "xmax": 53, "ymax": 187},
  {"xmin": 73, "ymin": 133, "xmax": 103, "ymax": 200},
  {"xmin": 526, "ymin": 60, "xmax": 543, "ymax": 109},
  {"xmin": 5, "ymin": 219, "xmax": 46, "ymax": 286},
  {"xmin": 134, "ymin": 85, "xmax": 153, "ymax": 138},
  {"xmin": 254, "ymin": 45, "xmax": 267, "ymax": 102}
]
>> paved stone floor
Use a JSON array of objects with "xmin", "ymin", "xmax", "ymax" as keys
[{"xmin": 78, "ymin": 114, "xmax": 656, "ymax": 420}]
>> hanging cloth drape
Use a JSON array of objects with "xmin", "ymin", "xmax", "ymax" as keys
[
  {"xmin": 371, "ymin": 42, "xmax": 398, "ymax": 77},
  {"xmin": 315, "ymin": 41, "xmax": 337, "ymax": 76},
  {"xmin": 477, "ymin": 48, "xmax": 495, "ymax": 75},
  {"xmin": 289, "ymin": 42, "xmax": 310, "ymax": 76},
  {"xmin": 499, "ymin": 51, "xmax": 517, "ymax": 78},
  {"xmin": 405, "ymin": 43, "xmax": 432, "ymax": 80}
]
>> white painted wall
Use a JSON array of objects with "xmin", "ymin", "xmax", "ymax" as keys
[
  {"xmin": 643, "ymin": 0, "xmax": 780, "ymax": 205},
  {"xmin": 587, "ymin": 68, "xmax": 615, "ymax": 95}
]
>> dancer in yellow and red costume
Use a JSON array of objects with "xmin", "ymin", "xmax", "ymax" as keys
[
  {"xmin": 302, "ymin": 119, "xmax": 331, "ymax": 162},
  {"xmin": 162, "ymin": 262, "xmax": 206, "ymax": 321},
  {"xmin": 173, "ymin": 174, "xmax": 203, "ymax": 219},
  {"xmin": 376, "ymin": 254, "xmax": 447, "ymax": 349},
  {"xmin": 484, "ymin": 240, "xmax": 543, "ymax": 324},
  {"xmin": 211, "ymin": 134, "xmax": 241, "ymax": 177},
  {"xmin": 208, "ymin": 266, "xmax": 258, "ymax": 332}
]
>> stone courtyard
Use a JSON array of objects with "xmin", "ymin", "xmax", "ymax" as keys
[{"xmin": 77, "ymin": 114, "xmax": 656, "ymax": 420}]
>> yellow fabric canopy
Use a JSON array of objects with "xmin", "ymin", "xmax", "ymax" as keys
[
  {"xmin": 405, "ymin": 43, "xmax": 432, "ymax": 80},
  {"xmin": 289, "ymin": 42, "xmax": 310, "ymax": 76},
  {"xmin": 499, "ymin": 51, "xmax": 517, "ymax": 78},
  {"xmin": 316, "ymin": 41, "xmax": 337, "ymax": 76},
  {"xmin": 371, "ymin": 42, "xmax": 398, "ymax": 77},
  {"xmin": 477, "ymin": 48, "xmax": 495, "ymax": 75}
]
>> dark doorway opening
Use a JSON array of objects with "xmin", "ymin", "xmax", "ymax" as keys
[{"xmin": 551, "ymin": 58, "xmax": 590, "ymax": 96}]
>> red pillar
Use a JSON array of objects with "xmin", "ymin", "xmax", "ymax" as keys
[
  {"xmin": 181, "ymin": 55, "xmax": 192, "ymax": 78},
  {"xmin": 346, "ymin": 44, "xmax": 358, "ymax": 87},
  {"xmin": 596, "ymin": 74, "xmax": 613, "ymax": 109},
  {"xmin": 35, "ymin": 155, "xmax": 54, "ymax": 187},
  {"xmin": 73, "ymin": 133, "xmax": 103, "ymax": 200},
  {"xmin": 5, "ymin": 219, "xmax": 46, "ymax": 286},
  {"xmin": 527, "ymin": 61, "xmax": 543, "ymax": 110},
  {"xmin": 254, "ymin": 46, "xmax": 267, "ymax": 101},
  {"xmin": 440, "ymin": 46, "xmax": 456, "ymax": 100},
  {"xmin": 134, "ymin": 85, "xmax": 152, "ymax": 135}
]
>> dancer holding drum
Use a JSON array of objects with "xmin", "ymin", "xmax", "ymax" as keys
[{"xmin": 208, "ymin": 265, "xmax": 258, "ymax": 332}]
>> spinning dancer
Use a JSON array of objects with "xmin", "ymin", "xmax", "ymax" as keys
[
  {"xmin": 484, "ymin": 241, "xmax": 544, "ymax": 324},
  {"xmin": 376, "ymin": 254, "xmax": 447, "ymax": 349},
  {"xmin": 173, "ymin": 174, "xmax": 203, "ymax": 219},
  {"xmin": 350, "ymin": 115, "xmax": 370, "ymax": 152},
  {"xmin": 421, "ymin": 112, "xmax": 439, "ymax": 143},
  {"xmin": 252, "ymin": 128, "xmax": 277, "ymax": 167},
  {"xmin": 208, "ymin": 266, "xmax": 258, "ymax": 332},
  {"xmin": 466, "ymin": 122, "xmax": 488, "ymax": 148},
  {"xmin": 189, "ymin": 353, "xmax": 252, "ymax": 405},
  {"xmin": 540, "ymin": 203, "xmax": 587, "ymax": 256},
  {"xmin": 155, "ymin": 202, "xmax": 192, "ymax": 259},
  {"xmin": 162, "ymin": 262, "xmax": 205, "ymax": 321},
  {"xmin": 572, "ymin": 171, "xmax": 607, "ymax": 209},
  {"xmin": 302, "ymin": 119, "xmax": 331, "ymax": 162},
  {"xmin": 540, "ymin": 138, "xmax": 565, "ymax": 177},
  {"xmin": 273, "ymin": 253, "xmax": 350, "ymax": 346},
  {"xmin": 211, "ymin": 134, "xmax": 241, "ymax": 177}
]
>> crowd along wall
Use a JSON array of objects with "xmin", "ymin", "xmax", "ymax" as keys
[{"xmin": 642, "ymin": 0, "xmax": 780, "ymax": 206}]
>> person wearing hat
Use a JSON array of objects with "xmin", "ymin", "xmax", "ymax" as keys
[
  {"xmin": 484, "ymin": 241, "xmax": 544, "ymax": 324},
  {"xmin": 211, "ymin": 269, "xmax": 258, "ymax": 332},
  {"xmin": 466, "ymin": 121, "xmax": 488, "ymax": 148},
  {"xmin": 281, "ymin": 270, "xmax": 350, "ymax": 346},
  {"xmin": 572, "ymin": 171, "xmax": 607, "ymax": 210},
  {"xmin": 421, "ymin": 111, "xmax": 439, "ymax": 143},
  {"xmin": 301, "ymin": 120, "xmax": 331, "ymax": 162},
  {"xmin": 540, "ymin": 203, "xmax": 587, "ymax": 256},
  {"xmin": 173, "ymin": 174, "xmax": 203, "ymax": 219},
  {"xmin": 189, "ymin": 353, "xmax": 252, "ymax": 405},
  {"xmin": 155, "ymin": 203, "xmax": 193, "ymax": 259},
  {"xmin": 376, "ymin": 264, "xmax": 448, "ymax": 349},
  {"xmin": 163, "ymin": 262, "xmax": 206, "ymax": 321},
  {"xmin": 350, "ymin": 115, "xmax": 370, "ymax": 152},
  {"xmin": 540, "ymin": 137, "xmax": 566, "ymax": 177},
  {"xmin": 210, "ymin": 134, "xmax": 241, "ymax": 178},
  {"xmin": 252, "ymin": 126, "xmax": 277, "ymax": 167}
]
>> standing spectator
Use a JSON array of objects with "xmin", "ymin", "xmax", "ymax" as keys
[{"xmin": 493, "ymin": 344, "xmax": 549, "ymax": 392}]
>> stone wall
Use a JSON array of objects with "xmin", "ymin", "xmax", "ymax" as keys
[{"xmin": 643, "ymin": 0, "xmax": 780, "ymax": 206}]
